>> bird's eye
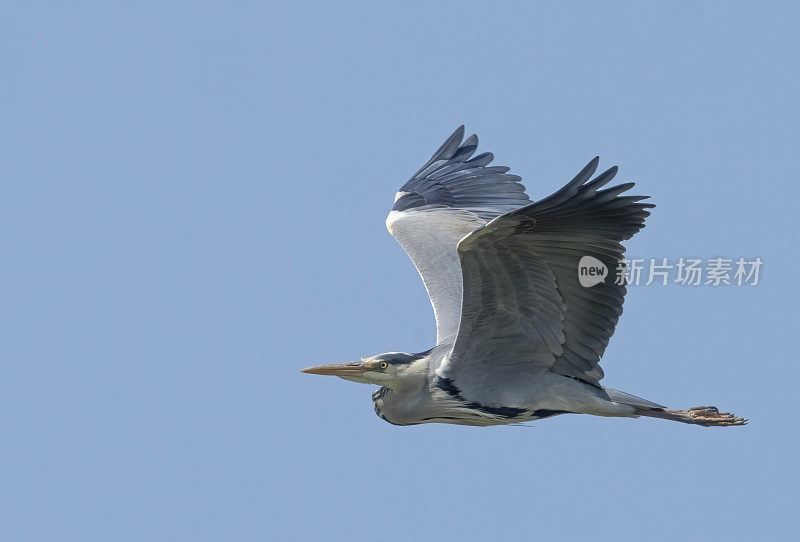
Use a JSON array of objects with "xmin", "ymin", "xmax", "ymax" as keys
[{"xmin": 379, "ymin": 361, "xmax": 388, "ymax": 370}]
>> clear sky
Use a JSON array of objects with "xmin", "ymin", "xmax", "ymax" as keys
[{"xmin": 2, "ymin": 2, "xmax": 798, "ymax": 541}]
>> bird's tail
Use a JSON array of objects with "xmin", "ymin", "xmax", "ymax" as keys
[{"xmin": 634, "ymin": 405, "xmax": 747, "ymax": 427}]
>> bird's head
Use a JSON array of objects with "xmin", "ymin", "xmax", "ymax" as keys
[{"xmin": 301, "ymin": 352, "xmax": 429, "ymax": 390}]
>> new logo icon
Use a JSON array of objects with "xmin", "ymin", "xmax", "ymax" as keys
[{"xmin": 578, "ymin": 255, "xmax": 608, "ymax": 287}]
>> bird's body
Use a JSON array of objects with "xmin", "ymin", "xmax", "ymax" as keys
[
  {"xmin": 370, "ymin": 345, "xmax": 640, "ymax": 427},
  {"xmin": 303, "ymin": 127, "xmax": 745, "ymax": 428}
]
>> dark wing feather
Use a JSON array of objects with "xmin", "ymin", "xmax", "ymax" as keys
[
  {"xmin": 392, "ymin": 125, "xmax": 531, "ymax": 221},
  {"xmin": 443, "ymin": 158, "xmax": 654, "ymax": 386}
]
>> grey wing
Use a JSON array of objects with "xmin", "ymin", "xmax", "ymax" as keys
[
  {"xmin": 441, "ymin": 157, "xmax": 654, "ymax": 386},
  {"xmin": 386, "ymin": 126, "xmax": 532, "ymax": 345}
]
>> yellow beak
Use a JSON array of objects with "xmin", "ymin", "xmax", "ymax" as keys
[{"xmin": 300, "ymin": 361, "xmax": 368, "ymax": 377}]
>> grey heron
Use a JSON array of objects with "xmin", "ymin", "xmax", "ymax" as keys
[{"xmin": 302, "ymin": 126, "xmax": 745, "ymax": 428}]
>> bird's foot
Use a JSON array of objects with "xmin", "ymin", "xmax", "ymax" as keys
[{"xmin": 666, "ymin": 406, "xmax": 747, "ymax": 427}]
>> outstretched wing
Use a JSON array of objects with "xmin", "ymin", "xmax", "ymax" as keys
[
  {"xmin": 440, "ymin": 158, "xmax": 654, "ymax": 387},
  {"xmin": 386, "ymin": 126, "xmax": 531, "ymax": 345}
]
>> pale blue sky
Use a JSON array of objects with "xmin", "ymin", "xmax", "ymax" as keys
[{"xmin": 2, "ymin": 2, "xmax": 798, "ymax": 541}]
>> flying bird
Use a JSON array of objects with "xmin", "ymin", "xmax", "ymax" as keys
[{"xmin": 302, "ymin": 126, "xmax": 745, "ymax": 428}]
